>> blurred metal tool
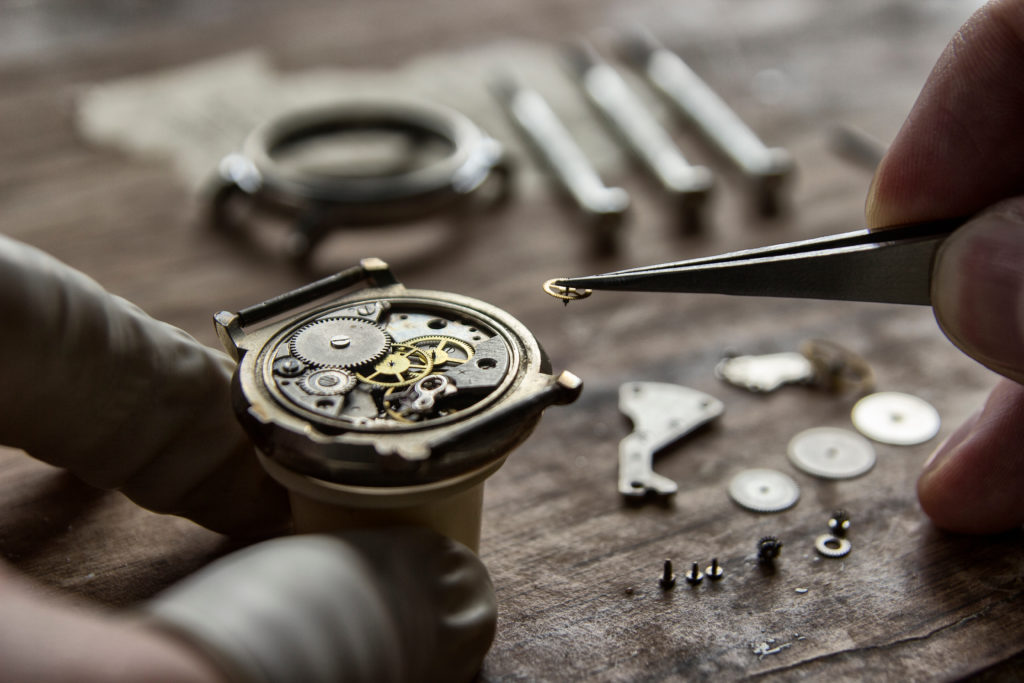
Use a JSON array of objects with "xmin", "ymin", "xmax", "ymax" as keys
[
  {"xmin": 567, "ymin": 42, "xmax": 713, "ymax": 235},
  {"xmin": 829, "ymin": 124, "xmax": 888, "ymax": 171},
  {"xmin": 209, "ymin": 98, "xmax": 509, "ymax": 265},
  {"xmin": 552, "ymin": 216, "xmax": 967, "ymax": 305},
  {"xmin": 491, "ymin": 75, "xmax": 629, "ymax": 255},
  {"xmin": 622, "ymin": 29, "xmax": 794, "ymax": 217}
]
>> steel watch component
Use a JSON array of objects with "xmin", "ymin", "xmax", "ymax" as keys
[
  {"xmin": 617, "ymin": 382, "xmax": 723, "ymax": 499},
  {"xmin": 659, "ymin": 560, "xmax": 676, "ymax": 590},
  {"xmin": 728, "ymin": 469, "xmax": 800, "ymax": 513},
  {"xmin": 828, "ymin": 509, "xmax": 851, "ymax": 536},
  {"xmin": 851, "ymin": 391, "xmax": 940, "ymax": 445},
  {"xmin": 715, "ymin": 340, "xmax": 874, "ymax": 394},
  {"xmin": 787, "ymin": 427, "xmax": 876, "ymax": 480},
  {"xmin": 757, "ymin": 536, "xmax": 783, "ymax": 564},
  {"xmin": 568, "ymin": 41, "xmax": 713, "ymax": 235},
  {"xmin": 705, "ymin": 557, "xmax": 724, "ymax": 581},
  {"xmin": 209, "ymin": 98, "xmax": 509, "ymax": 264},
  {"xmin": 716, "ymin": 352, "xmax": 814, "ymax": 393},
  {"xmin": 622, "ymin": 28, "xmax": 793, "ymax": 217},
  {"xmin": 683, "ymin": 562, "xmax": 704, "ymax": 586},
  {"xmin": 213, "ymin": 259, "xmax": 581, "ymax": 549},
  {"xmin": 492, "ymin": 75, "xmax": 630, "ymax": 255},
  {"xmin": 815, "ymin": 534, "xmax": 852, "ymax": 558}
]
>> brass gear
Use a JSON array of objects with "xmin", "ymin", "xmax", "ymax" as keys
[
  {"xmin": 356, "ymin": 344, "xmax": 434, "ymax": 387},
  {"xmin": 405, "ymin": 335, "xmax": 474, "ymax": 368},
  {"xmin": 288, "ymin": 317, "xmax": 391, "ymax": 369}
]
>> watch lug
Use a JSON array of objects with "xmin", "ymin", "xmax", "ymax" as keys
[{"xmin": 213, "ymin": 310, "xmax": 245, "ymax": 360}]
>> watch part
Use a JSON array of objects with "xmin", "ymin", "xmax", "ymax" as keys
[
  {"xmin": 542, "ymin": 278, "xmax": 593, "ymax": 303},
  {"xmin": 715, "ymin": 352, "xmax": 814, "ymax": 393},
  {"xmin": 851, "ymin": 391, "xmax": 940, "ymax": 445},
  {"xmin": 265, "ymin": 299, "xmax": 516, "ymax": 428},
  {"xmin": 728, "ymin": 469, "xmax": 800, "ymax": 513},
  {"xmin": 299, "ymin": 369, "xmax": 357, "ymax": 396},
  {"xmin": 787, "ymin": 427, "xmax": 876, "ymax": 480},
  {"xmin": 289, "ymin": 317, "xmax": 391, "ymax": 369},
  {"xmin": 815, "ymin": 534, "xmax": 852, "ymax": 558},
  {"xmin": 617, "ymin": 382, "xmax": 724, "ymax": 498}
]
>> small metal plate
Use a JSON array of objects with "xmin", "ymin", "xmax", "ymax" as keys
[
  {"xmin": 787, "ymin": 427, "xmax": 876, "ymax": 479},
  {"xmin": 728, "ymin": 468, "xmax": 800, "ymax": 512},
  {"xmin": 851, "ymin": 391, "xmax": 940, "ymax": 445}
]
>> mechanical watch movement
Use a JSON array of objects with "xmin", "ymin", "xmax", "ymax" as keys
[{"xmin": 214, "ymin": 258, "xmax": 581, "ymax": 550}]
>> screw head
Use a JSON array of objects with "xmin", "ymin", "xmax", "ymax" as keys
[
  {"xmin": 685, "ymin": 562, "xmax": 704, "ymax": 585},
  {"xmin": 706, "ymin": 557, "xmax": 724, "ymax": 580},
  {"xmin": 330, "ymin": 335, "xmax": 352, "ymax": 349}
]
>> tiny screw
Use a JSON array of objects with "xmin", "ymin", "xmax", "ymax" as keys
[
  {"xmin": 757, "ymin": 536, "xmax": 783, "ymax": 564},
  {"xmin": 706, "ymin": 557, "xmax": 724, "ymax": 581},
  {"xmin": 684, "ymin": 562, "xmax": 704, "ymax": 585},
  {"xmin": 659, "ymin": 559, "xmax": 676, "ymax": 589},
  {"xmin": 828, "ymin": 509, "xmax": 851, "ymax": 536}
]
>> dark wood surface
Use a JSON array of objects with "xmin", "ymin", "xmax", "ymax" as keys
[{"xmin": 2, "ymin": 1, "xmax": 1022, "ymax": 680}]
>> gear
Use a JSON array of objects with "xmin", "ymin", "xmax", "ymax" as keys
[
  {"xmin": 288, "ymin": 317, "xmax": 391, "ymax": 369},
  {"xmin": 356, "ymin": 344, "xmax": 434, "ymax": 387},
  {"xmin": 405, "ymin": 335, "xmax": 474, "ymax": 369},
  {"xmin": 299, "ymin": 369, "xmax": 357, "ymax": 396}
]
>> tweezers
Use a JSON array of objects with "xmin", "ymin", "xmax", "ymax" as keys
[{"xmin": 553, "ymin": 217, "xmax": 967, "ymax": 305}]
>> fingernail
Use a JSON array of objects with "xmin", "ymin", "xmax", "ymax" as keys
[{"xmin": 931, "ymin": 202, "xmax": 1024, "ymax": 377}]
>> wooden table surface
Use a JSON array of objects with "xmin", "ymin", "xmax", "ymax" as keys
[{"xmin": 2, "ymin": 1, "xmax": 1022, "ymax": 680}]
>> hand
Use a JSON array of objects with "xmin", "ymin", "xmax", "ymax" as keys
[
  {"xmin": 1, "ymin": 529, "xmax": 496, "ymax": 683},
  {"xmin": 0, "ymin": 233, "xmax": 288, "ymax": 535},
  {"xmin": 865, "ymin": 0, "xmax": 1024, "ymax": 533}
]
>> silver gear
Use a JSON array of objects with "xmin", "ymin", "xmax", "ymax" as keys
[
  {"xmin": 288, "ymin": 317, "xmax": 391, "ymax": 369},
  {"xmin": 299, "ymin": 369, "xmax": 357, "ymax": 396}
]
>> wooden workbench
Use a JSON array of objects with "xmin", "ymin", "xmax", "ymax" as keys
[{"xmin": 2, "ymin": 1, "xmax": 1022, "ymax": 679}]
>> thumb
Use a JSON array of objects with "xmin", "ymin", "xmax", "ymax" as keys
[
  {"xmin": 931, "ymin": 197, "xmax": 1024, "ymax": 384},
  {"xmin": 918, "ymin": 378, "xmax": 1024, "ymax": 533}
]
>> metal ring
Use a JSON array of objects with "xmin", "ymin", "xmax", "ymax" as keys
[
  {"xmin": 814, "ymin": 534, "xmax": 851, "ymax": 558},
  {"xmin": 210, "ymin": 98, "xmax": 508, "ymax": 260}
]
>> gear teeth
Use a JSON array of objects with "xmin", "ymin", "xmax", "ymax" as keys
[{"xmin": 287, "ymin": 317, "xmax": 391, "ymax": 369}]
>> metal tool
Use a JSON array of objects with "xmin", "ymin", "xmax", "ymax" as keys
[
  {"xmin": 617, "ymin": 382, "xmax": 723, "ymax": 498},
  {"xmin": 551, "ymin": 216, "xmax": 967, "ymax": 305},
  {"xmin": 622, "ymin": 29, "xmax": 793, "ymax": 217},
  {"xmin": 491, "ymin": 75, "xmax": 630, "ymax": 254},
  {"xmin": 566, "ymin": 42, "xmax": 713, "ymax": 234}
]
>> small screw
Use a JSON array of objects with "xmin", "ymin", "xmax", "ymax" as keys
[
  {"xmin": 828, "ymin": 510, "xmax": 851, "ymax": 537},
  {"xmin": 659, "ymin": 559, "xmax": 676, "ymax": 589},
  {"xmin": 705, "ymin": 557, "xmax": 724, "ymax": 580},
  {"xmin": 684, "ymin": 562, "xmax": 704, "ymax": 585},
  {"xmin": 757, "ymin": 536, "xmax": 783, "ymax": 565}
]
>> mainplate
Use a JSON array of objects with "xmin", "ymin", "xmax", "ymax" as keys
[{"xmin": 265, "ymin": 298, "xmax": 513, "ymax": 428}]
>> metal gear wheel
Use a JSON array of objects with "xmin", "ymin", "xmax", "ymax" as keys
[
  {"xmin": 299, "ymin": 369, "xmax": 357, "ymax": 396},
  {"xmin": 288, "ymin": 317, "xmax": 391, "ymax": 369},
  {"xmin": 405, "ymin": 335, "xmax": 474, "ymax": 368},
  {"xmin": 356, "ymin": 344, "xmax": 434, "ymax": 387}
]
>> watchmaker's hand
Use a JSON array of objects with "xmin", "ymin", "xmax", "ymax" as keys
[
  {"xmin": 0, "ymin": 528, "xmax": 496, "ymax": 683},
  {"xmin": 0, "ymin": 234, "xmax": 288, "ymax": 535},
  {"xmin": 143, "ymin": 528, "xmax": 496, "ymax": 683},
  {"xmin": 865, "ymin": 0, "xmax": 1024, "ymax": 533}
]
